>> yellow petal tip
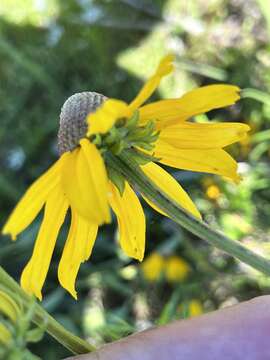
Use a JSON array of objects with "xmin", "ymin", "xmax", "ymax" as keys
[
  {"xmin": 195, "ymin": 211, "xmax": 203, "ymax": 221},
  {"xmin": 21, "ymin": 284, "xmax": 42, "ymax": 301},
  {"xmin": 133, "ymin": 246, "xmax": 145, "ymax": 262},
  {"xmin": 157, "ymin": 54, "xmax": 175, "ymax": 76},
  {"xmin": 223, "ymin": 173, "xmax": 242, "ymax": 184},
  {"xmin": 58, "ymin": 279, "xmax": 78, "ymax": 300},
  {"xmin": 2, "ymin": 229, "xmax": 17, "ymax": 241},
  {"xmin": 234, "ymin": 174, "xmax": 242, "ymax": 184},
  {"xmin": 69, "ymin": 289, "xmax": 78, "ymax": 300}
]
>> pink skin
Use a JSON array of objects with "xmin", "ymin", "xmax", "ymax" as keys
[{"xmin": 68, "ymin": 296, "xmax": 270, "ymax": 360}]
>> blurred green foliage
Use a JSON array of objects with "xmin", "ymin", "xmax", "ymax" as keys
[{"xmin": 0, "ymin": 0, "xmax": 270, "ymax": 358}]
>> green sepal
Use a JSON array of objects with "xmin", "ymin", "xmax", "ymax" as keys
[
  {"xmin": 126, "ymin": 120, "xmax": 156, "ymax": 142},
  {"xmin": 133, "ymin": 141, "xmax": 155, "ymax": 151},
  {"xmin": 125, "ymin": 110, "xmax": 139, "ymax": 130},
  {"xmin": 96, "ymin": 114, "xmax": 160, "ymax": 159},
  {"xmin": 107, "ymin": 166, "xmax": 126, "ymax": 195},
  {"xmin": 123, "ymin": 148, "xmax": 160, "ymax": 166},
  {"xmin": 110, "ymin": 139, "xmax": 125, "ymax": 155},
  {"xmin": 92, "ymin": 133, "xmax": 102, "ymax": 146},
  {"xmin": 104, "ymin": 127, "xmax": 119, "ymax": 145}
]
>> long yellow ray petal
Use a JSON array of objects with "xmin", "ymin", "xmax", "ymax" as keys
[
  {"xmin": 61, "ymin": 149, "xmax": 84, "ymax": 217},
  {"xmin": 2, "ymin": 158, "xmax": 63, "ymax": 240},
  {"xmin": 58, "ymin": 209, "xmax": 98, "ymax": 299},
  {"xmin": 108, "ymin": 182, "xmax": 145, "ymax": 261},
  {"xmin": 158, "ymin": 122, "xmax": 250, "ymax": 149},
  {"xmin": 61, "ymin": 141, "xmax": 111, "ymax": 225},
  {"xmin": 154, "ymin": 140, "xmax": 240, "ymax": 182},
  {"xmin": 128, "ymin": 55, "xmax": 175, "ymax": 112},
  {"xmin": 139, "ymin": 85, "xmax": 240, "ymax": 128},
  {"xmin": 20, "ymin": 185, "xmax": 69, "ymax": 301},
  {"xmin": 141, "ymin": 162, "xmax": 201, "ymax": 219},
  {"xmin": 79, "ymin": 139, "xmax": 111, "ymax": 223},
  {"xmin": 87, "ymin": 99, "xmax": 131, "ymax": 136}
]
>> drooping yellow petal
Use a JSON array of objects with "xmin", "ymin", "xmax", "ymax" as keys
[
  {"xmin": 154, "ymin": 140, "xmax": 240, "ymax": 182},
  {"xmin": 61, "ymin": 149, "xmax": 82, "ymax": 216},
  {"xmin": 21, "ymin": 185, "xmax": 69, "ymax": 301},
  {"xmin": 158, "ymin": 122, "xmax": 250, "ymax": 149},
  {"xmin": 61, "ymin": 141, "xmax": 111, "ymax": 225},
  {"xmin": 79, "ymin": 140, "xmax": 111, "ymax": 223},
  {"xmin": 2, "ymin": 158, "xmax": 63, "ymax": 240},
  {"xmin": 58, "ymin": 209, "xmax": 98, "ymax": 299},
  {"xmin": 139, "ymin": 85, "xmax": 240, "ymax": 128},
  {"xmin": 108, "ymin": 182, "xmax": 145, "ymax": 261},
  {"xmin": 141, "ymin": 162, "xmax": 201, "ymax": 219},
  {"xmin": 87, "ymin": 99, "xmax": 131, "ymax": 136},
  {"xmin": 128, "ymin": 55, "xmax": 175, "ymax": 112}
]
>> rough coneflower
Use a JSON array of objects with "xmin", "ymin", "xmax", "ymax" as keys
[{"xmin": 2, "ymin": 55, "xmax": 249, "ymax": 300}]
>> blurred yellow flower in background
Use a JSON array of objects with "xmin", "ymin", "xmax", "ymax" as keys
[
  {"xmin": 202, "ymin": 177, "xmax": 221, "ymax": 201},
  {"xmin": 206, "ymin": 185, "xmax": 221, "ymax": 200},
  {"xmin": 141, "ymin": 253, "xmax": 192, "ymax": 283},
  {"xmin": 188, "ymin": 299, "xmax": 203, "ymax": 317},
  {"xmin": 141, "ymin": 252, "xmax": 165, "ymax": 281},
  {"xmin": 164, "ymin": 256, "xmax": 190, "ymax": 283},
  {"xmin": 178, "ymin": 299, "xmax": 203, "ymax": 318}
]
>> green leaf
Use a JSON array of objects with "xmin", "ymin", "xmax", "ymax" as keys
[{"xmin": 107, "ymin": 166, "xmax": 126, "ymax": 195}]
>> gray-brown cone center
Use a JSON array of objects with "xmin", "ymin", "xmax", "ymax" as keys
[{"xmin": 58, "ymin": 92, "xmax": 107, "ymax": 155}]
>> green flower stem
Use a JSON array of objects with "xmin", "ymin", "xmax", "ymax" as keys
[
  {"xmin": 0, "ymin": 266, "xmax": 95, "ymax": 355},
  {"xmin": 107, "ymin": 152, "xmax": 270, "ymax": 276}
]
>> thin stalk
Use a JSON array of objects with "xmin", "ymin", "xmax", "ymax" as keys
[
  {"xmin": 241, "ymin": 88, "xmax": 270, "ymax": 106},
  {"xmin": 107, "ymin": 152, "xmax": 270, "ymax": 276},
  {"xmin": 0, "ymin": 266, "xmax": 95, "ymax": 355}
]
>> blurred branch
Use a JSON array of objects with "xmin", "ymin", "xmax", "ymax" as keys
[
  {"xmin": 241, "ymin": 88, "xmax": 270, "ymax": 106},
  {"xmin": 176, "ymin": 60, "xmax": 228, "ymax": 81},
  {"xmin": 252, "ymin": 129, "xmax": 270, "ymax": 143},
  {"xmin": 0, "ymin": 266, "xmax": 96, "ymax": 355}
]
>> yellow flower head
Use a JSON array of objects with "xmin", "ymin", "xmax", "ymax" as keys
[
  {"xmin": 2, "ymin": 54, "xmax": 250, "ymax": 300},
  {"xmin": 164, "ymin": 256, "xmax": 190, "ymax": 283},
  {"xmin": 141, "ymin": 252, "xmax": 165, "ymax": 281}
]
